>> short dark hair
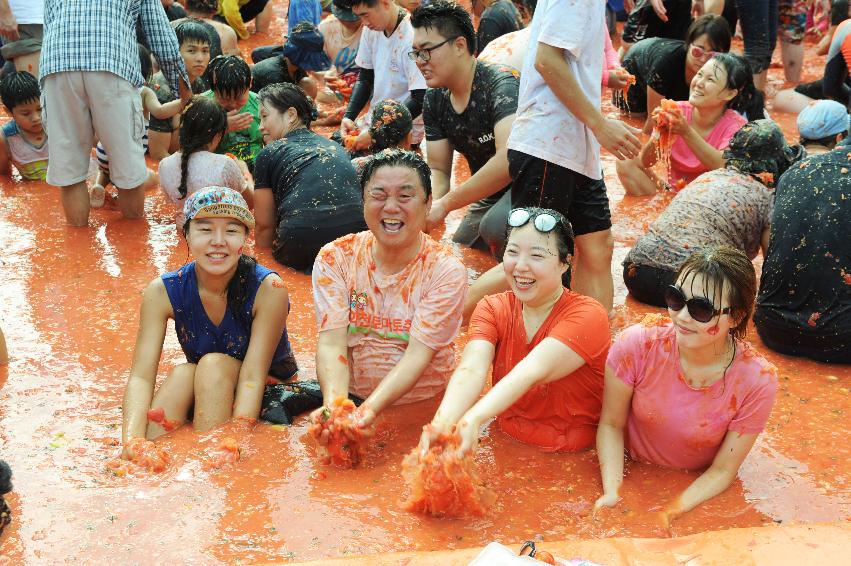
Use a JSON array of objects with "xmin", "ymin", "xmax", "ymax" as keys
[
  {"xmin": 359, "ymin": 149, "xmax": 432, "ymax": 198},
  {"xmin": 685, "ymin": 14, "xmax": 732, "ymax": 53},
  {"xmin": 175, "ymin": 18, "xmax": 213, "ymax": 47},
  {"xmin": 0, "ymin": 71, "xmax": 40, "ymax": 111},
  {"xmin": 257, "ymin": 82, "xmax": 319, "ymax": 130},
  {"xmin": 338, "ymin": 0, "xmax": 381, "ymax": 10},
  {"xmin": 411, "ymin": 0, "xmax": 476, "ymax": 56},
  {"xmin": 208, "ymin": 55, "xmax": 252, "ymax": 97}
]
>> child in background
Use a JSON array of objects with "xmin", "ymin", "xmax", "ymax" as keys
[
  {"xmin": 0, "ymin": 71, "xmax": 47, "ymax": 181},
  {"xmin": 91, "ymin": 44, "xmax": 186, "ymax": 208},
  {"xmin": 203, "ymin": 55, "xmax": 264, "ymax": 170},
  {"xmin": 349, "ymin": 99, "xmax": 412, "ymax": 174},
  {"xmin": 158, "ymin": 96, "xmax": 254, "ymax": 230}
]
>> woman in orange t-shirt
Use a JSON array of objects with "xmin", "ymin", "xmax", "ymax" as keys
[{"xmin": 419, "ymin": 208, "xmax": 611, "ymax": 455}]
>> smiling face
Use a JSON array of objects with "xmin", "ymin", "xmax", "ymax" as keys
[
  {"xmin": 186, "ymin": 217, "xmax": 248, "ymax": 275},
  {"xmin": 669, "ymin": 272, "xmax": 736, "ymax": 350},
  {"xmin": 502, "ymin": 223, "xmax": 568, "ymax": 308},
  {"xmin": 363, "ymin": 165, "xmax": 431, "ymax": 252},
  {"xmin": 686, "ymin": 33, "xmax": 719, "ymax": 76},
  {"xmin": 180, "ymin": 39, "xmax": 211, "ymax": 82},
  {"xmin": 689, "ymin": 58, "xmax": 736, "ymax": 108},
  {"xmin": 11, "ymin": 99, "xmax": 43, "ymax": 137},
  {"xmin": 259, "ymin": 100, "xmax": 296, "ymax": 144},
  {"xmin": 412, "ymin": 27, "xmax": 465, "ymax": 88}
]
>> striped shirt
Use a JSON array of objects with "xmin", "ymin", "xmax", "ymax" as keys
[{"xmin": 40, "ymin": 0, "xmax": 188, "ymax": 95}]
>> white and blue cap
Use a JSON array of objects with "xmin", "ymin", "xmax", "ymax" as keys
[
  {"xmin": 797, "ymin": 100, "xmax": 850, "ymax": 140},
  {"xmin": 183, "ymin": 186, "xmax": 254, "ymax": 230}
]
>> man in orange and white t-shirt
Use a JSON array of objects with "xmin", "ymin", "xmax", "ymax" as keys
[{"xmin": 312, "ymin": 149, "xmax": 467, "ymax": 425}]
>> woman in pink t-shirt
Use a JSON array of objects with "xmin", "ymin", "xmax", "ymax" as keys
[
  {"xmin": 595, "ymin": 246, "xmax": 777, "ymax": 529},
  {"xmin": 617, "ymin": 53, "xmax": 752, "ymax": 196}
]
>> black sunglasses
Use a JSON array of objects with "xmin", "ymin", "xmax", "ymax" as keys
[
  {"xmin": 507, "ymin": 208, "xmax": 566, "ymax": 233},
  {"xmin": 664, "ymin": 285, "xmax": 731, "ymax": 323}
]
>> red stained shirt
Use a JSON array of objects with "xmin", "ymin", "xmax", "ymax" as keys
[{"xmin": 469, "ymin": 290, "xmax": 610, "ymax": 452}]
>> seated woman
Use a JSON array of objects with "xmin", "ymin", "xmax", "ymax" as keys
[
  {"xmin": 616, "ymin": 53, "xmax": 751, "ymax": 196},
  {"xmin": 250, "ymin": 22, "xmax": 330, "ymax": 98},
  {"xmin": 419, "ymin": 208, "xmax": 610, "ymax": 455},
  {"xmin": 158, "ymin": 96, "xmax": 254, "ymax": 231},
  {"xmin": 622, "ymin": 120, "xmax": 801, "ymax": 308},
  {"xmin": 121, "ymin": 187, "xmax": 298, "ymax": 454},
  {"xmin": 595, "ymin": 246, "xmax": 778, "ymax": 529},
  {"xmin": 618, "ymin": 14, "xmax": 732, "ymax": 133},
  {"xmin": 254, "ymin": 83, "xmax": 367, "ymax": 272}
]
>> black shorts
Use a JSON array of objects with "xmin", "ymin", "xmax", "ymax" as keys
[
  {"xmin": 622, "ymin": 0, "xmax": 693, "ymax": 44},
  {"xmin": 508, "ymin": 149, "xmax": 612, "ymax": 236},
  {"xmin": 273, "ymin": 205, "xmax": 367, "ymax": 273},
  {"xmin": 793, "ymin": 79, "xmax": 825, "ymax": 100},
  {"xmin": 622, "ymin": 260, "xmax": 677, "ymax": 308}
]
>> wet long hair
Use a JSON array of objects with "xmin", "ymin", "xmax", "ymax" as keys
[
  {"xmin": 257, "ymin": 82, "xmax": 318, "ymax": 132},
  {"xmin": 181, "ymin": 218, "xmax": 258, "ymax": 334},
  {"xmin": 177, "ymin": 96, "xmax": 228, "ymax": 199},
  {"xmin": 676, "ymin": 245, "xmax": 756, "ymax": 340},
  {"xmin": 710, "ymin": 52, "xmax": 765, "ymax": 119}
]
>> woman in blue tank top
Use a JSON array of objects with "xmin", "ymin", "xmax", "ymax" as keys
[{"xmin": 121, "ymin": 187, "xmax": 297, "ymax": 456}]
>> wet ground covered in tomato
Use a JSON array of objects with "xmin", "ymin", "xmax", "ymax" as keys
[{"xmin": 0, "ymin": 3, "xmax": 849, "ymax": 563}]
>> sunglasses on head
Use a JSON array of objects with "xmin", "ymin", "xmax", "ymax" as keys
[
  {"xmin": 507, "ymin": 208, "xmax": 566, "ymax": 233},
  {"xmin": 690, "ymin": 44, "xmax": 718, "ymax": 60},
  {"xmin": 664, "ymin": 284, "xmax": 731, "ymax": 323}
]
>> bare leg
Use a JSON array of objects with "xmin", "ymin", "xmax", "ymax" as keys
[
  {"xmin": 12, "ymin": 51, "xmax": 39, "ymax": 77},
  {"xmin": 464, "ymin": 263, "xmax": 510, "ymax": 323},
  {"xmin": 147, "ymin": 363, "xmax": 197, "ymax": 439},
  {"xmin": 117, "ymin": 185, "xmax": 146, "ymax": 219},
  {"xmin": 91, "ymin": 169, "xmax": 109, "ymax": 208},
  {"xmin": 616, "ymin": 157, "xmax": 659, "ymax": 196},
  {"xmin": 773, "ymin": 88, "xmax": 813, "ymax": 114},
  {"xmin": 780, "ymin": 41, "xmax": 804, "ymax": 83},
  {"xmin": 253, "ymin": 1, "xmax": 274, "ymax": 33},
  {"xmin": 573, "ymin": 229, "xmax": 614, "ymax": 313},
  {"xmin": 193, "ymin": 353, "xmax": 242, "ymax": 432},
  {"xmin": 146, "ymin": 131, "xmax": 172, "ymax": 161},
  {"xmin": 61, "ymin": 181, "xmax": 91, "ymax": 226}
]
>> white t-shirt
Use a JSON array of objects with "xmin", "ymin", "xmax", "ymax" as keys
[
  {"xmin": 319, "ymin": 15, "xmax": 362, "ymax": 76},
  {"xmin": 9, "ymin": 0, "xmax": 44, "ymax": 24},
  {"xmin": 354, "ymin": 13, "xmax": 426, "ymax": 141},
  {"xmin": 478, "ymin": 27, "xmax": 530, "ymax": 72},
  {"xmin": 506, "ymin": 0, "xmax": 605, "ymax": 180}
]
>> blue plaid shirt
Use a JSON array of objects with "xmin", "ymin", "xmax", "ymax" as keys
[{"xmin": 40, "ymin": 0, "xmax": 189, "ymax": 94}]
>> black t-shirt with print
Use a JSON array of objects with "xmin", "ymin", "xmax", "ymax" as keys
[
  {"xmin": 477, "ymin": 0, "xmax": 523, "ymax": 53},
  {"xmin": 424, "ymin": 61, "xmax": 519, "ymax": 177},
  {"xmin": 755, "ymin": 149, "xmax": 851, "ymax": 339},
  {"xmin": 253, "ymin": 128, "xmax": 363, "ymax": 222},
  {"xmin": 620, "ymin": 37, "xmax": 689, "ymax": 113}
]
